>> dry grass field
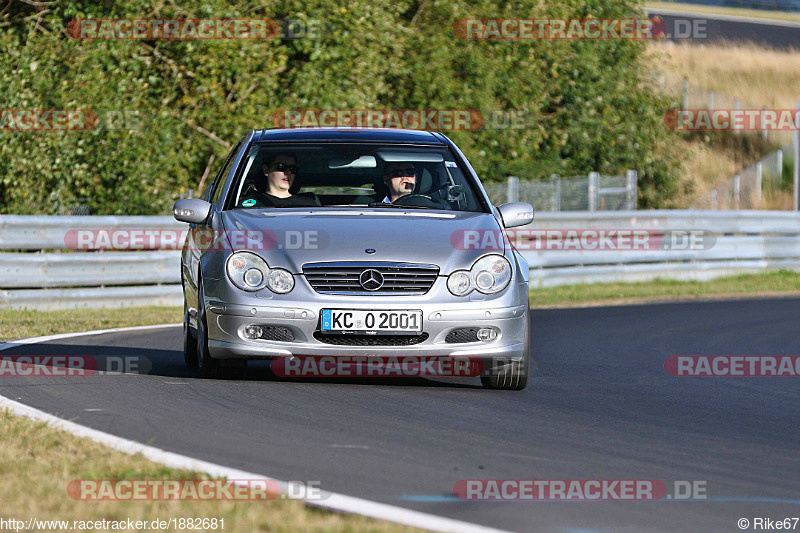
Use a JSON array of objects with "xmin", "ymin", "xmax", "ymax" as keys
[{"xmin": 647, "ymin": 41, "xmax": 800, "ymax": 207}]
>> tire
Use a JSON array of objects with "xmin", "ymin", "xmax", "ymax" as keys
[
  {"xmin": 480, "ymin": 316, "xmax": 531, "ymax": 391},
  {"xmin": 183, "ymin": 295, "xmax": 198, "ymax": 367},
  {"xmin": 196, "ymin": 278, "xmax": 220, "ymax": 379}
]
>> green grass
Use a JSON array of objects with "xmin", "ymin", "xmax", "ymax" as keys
[
  {"xmin": 644, "ymin": 1, "xmax": 800, "ymax": 23},
  {"xmin": 0, "ymin": 306, "xmax": 182, "ymax": 341},
  {"xmin": 531, "ymin": 269, "xmax": 800, "ymax": 307}
]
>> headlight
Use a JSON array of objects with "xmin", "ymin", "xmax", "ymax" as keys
[
  {"xmin": 226, "ymin": 252, "xmax": 269, "ymax": 292},
  {"xmin": 226, "ymin": 252, "xmax": 295, "ymax": 294},
  {"xmin": 471, "ymin": 255, "xmax": 512, "ymax": 294},
  {"xmin": 447, "ymin": 255, "xmax": 512, "ymax": 296},
  {"xmin": 267, "ymin": 268, "xmax": 295, "ymax": 294}
]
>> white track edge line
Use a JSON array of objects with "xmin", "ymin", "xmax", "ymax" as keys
[{"xmin": 0, "ymin": 325, "xmax": 512, "ymax": 533}]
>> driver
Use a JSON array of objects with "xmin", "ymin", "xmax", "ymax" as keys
[{"xmin": 382, "ymin": 162, "xmax": 416, "ymax": 203}]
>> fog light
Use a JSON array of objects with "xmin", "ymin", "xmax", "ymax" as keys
[
  {"xmin": 477, "ymin": 328, "xmax": 497, "ymax": 342},
  {"xmin": 244, "ymin": 325, "xmax": 263, "ymax": 340}
]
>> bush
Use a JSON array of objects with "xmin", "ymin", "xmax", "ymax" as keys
[{"xmin": 0, "ymin": 0, "xmax": 682, "ymax": 213}]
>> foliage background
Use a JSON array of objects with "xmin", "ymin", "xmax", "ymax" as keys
[{"xmin": 0, "ymin": 0, "xmax": 683, "ymax": 214}]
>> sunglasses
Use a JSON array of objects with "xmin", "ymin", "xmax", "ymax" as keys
[
  {"xmin": 272, "ymin": 162, "xmax": 299, "ymax": 174},
  {"xmin": 387, "ymin": 167, "xmax": 416, "ymax": 178}
]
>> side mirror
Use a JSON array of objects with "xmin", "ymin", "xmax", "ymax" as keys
[
  {"xmin": 498, "ymin": 202, "xmax": 534, "ymax": 228},
  {"xmin": 173, "ymin": 199, "xmax": 212, "ymax": 224}
]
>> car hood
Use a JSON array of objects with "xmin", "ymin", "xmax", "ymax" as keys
[{"xmin": 220, "ymin": 208, "xmax": 505, "ymax": 274}]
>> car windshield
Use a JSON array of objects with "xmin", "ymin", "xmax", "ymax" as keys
[{"xmin": 229, "ymin": 143, "xmax": 487, "ymax": 212}]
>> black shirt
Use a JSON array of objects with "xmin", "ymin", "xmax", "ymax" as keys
[{"xmin": 242, "ymin": 191, "xmax": 322, "ymax": 208}]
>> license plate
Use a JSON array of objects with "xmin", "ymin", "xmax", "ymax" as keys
[{"xmin": 321, "ymin": 309, "xmax": 423, "ymax": 335}]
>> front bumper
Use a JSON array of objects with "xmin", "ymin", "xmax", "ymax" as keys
[{"xmin": 203, "ymin": 276, "xmax": 529, "ymax": 362}]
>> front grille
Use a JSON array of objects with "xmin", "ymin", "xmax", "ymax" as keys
[
  {"xmin": 313, "ymin": 332, "xmax": 429, "ymax": 346},
  {"xmin": 445, "ymin": 328, "xmax": 480, "ymax": 343},
  {"xmin": 303, "ymin": 262, "xmax": 439, "ymax": 295}
]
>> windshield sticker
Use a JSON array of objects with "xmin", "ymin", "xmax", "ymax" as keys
[
  {"xmin": 242, "ymin": 199, "xmax": 256, "ymax": 207},
  {"xmin": 445, "ymin": 161, "xmax": 457, "ymax": 168}
]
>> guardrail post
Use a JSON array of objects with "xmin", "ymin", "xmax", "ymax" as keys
[
  {"xmin": 625, "ymin": 170, "xmax": 637, "ymax": 210},
  {"xmin": 551, "ymin": 174, "xmax": 561, "ymax": 211},
  {"xmin": 507, "ymin": 175, "xmax": 519, "ymax": 203},
  {"xmin": 588, "ymin": 172, "xmax": 599, "ymax": 212},
  {"xmin": 756, "ymin": 162, "xmax": 762, "ymax": 206},
  {"xmin": 734, "ymin": 174, "xmax": 741, "ymax": 210},
  {"xmin": 711, "ymin": 189, "xmax": 718, "ymax": 209}
]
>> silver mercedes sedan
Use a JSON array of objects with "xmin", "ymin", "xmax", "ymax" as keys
[{"xmin": 174, "ymin": 128, "xmax": 533, "ymax": 390}]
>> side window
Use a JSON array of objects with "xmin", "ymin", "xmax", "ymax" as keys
[{"xmin": 208, "ymin": 142, "xmax": 241, "ymax": 205}]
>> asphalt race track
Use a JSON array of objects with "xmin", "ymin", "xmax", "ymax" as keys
[
  {"xmin": 646, "ymin": 9, "xmax": 800, "ymax": 49},
  {"xmin": 2, "ymin": 297, "xmax": 799, "ymax": 532}
]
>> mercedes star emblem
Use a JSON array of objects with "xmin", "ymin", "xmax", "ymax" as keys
[{"xmin": 359, "ymin": 269, "xmax": 384, "ymax": 291}]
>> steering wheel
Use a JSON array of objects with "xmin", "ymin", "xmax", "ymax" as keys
[
  {"xmin": 392, "ymin": 194, "xmax": 444, "ymax": 208},
  {"xmin": 394, "ymin": 193, "xmax": 432, "ymax": 203}
]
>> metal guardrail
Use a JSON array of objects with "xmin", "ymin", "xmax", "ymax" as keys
[
  {"xmin": 0, "ymin": 215, "xmax": 182, "ymax": 249},
  {"xmin": 519, "ymin": 210, "xmax": 800, "ymax": 288},
  {"xmin": 0, "ymin": 251, "xmax": 181, "ymax": 288},
  {"xmin": 0, "ymin": 215, "xmax": 184, "ymax": 310},
  {"xmin": 1, "ymin": 211, "xmax": 799, "ymax": 309},
  {"xmin": 0, "ymin": 285, "xmax": 182, "ymax": 311}
]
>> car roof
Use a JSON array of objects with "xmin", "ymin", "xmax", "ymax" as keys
[{"xmin": 252, "ymin": 128, "xmax": 447, "ymax": 144}]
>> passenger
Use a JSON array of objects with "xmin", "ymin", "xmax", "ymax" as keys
[{"xmin": 255, "ymin": 154, "xmax": 320, "ymax": 207}]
